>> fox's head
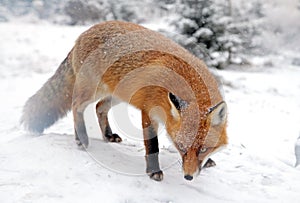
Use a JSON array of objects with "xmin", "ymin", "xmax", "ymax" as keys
[{"xmin": 166, "ymin": 92, "xmax": 228, "ymax": 181}]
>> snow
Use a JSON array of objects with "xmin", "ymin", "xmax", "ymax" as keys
[{"xmin": 1, "ymin": 22, "xmax": 300, "ymax": 202}]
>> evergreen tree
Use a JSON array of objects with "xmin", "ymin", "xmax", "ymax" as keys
[{"xmin": 166, "ymin": 0, "xmax": 258, "ymax": 69}]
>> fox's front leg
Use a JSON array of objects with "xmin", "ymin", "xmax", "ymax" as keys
[
  {"xmin": 142, "ymin": 111, "xmax": 163, "ymax": 181},
  {"xmin": 203, "ymin": 158, "xmax": 216, "ymax": 168},
  {"xmin": 96, "ymin": 98, "xmax": 122, "ymax": 142}
]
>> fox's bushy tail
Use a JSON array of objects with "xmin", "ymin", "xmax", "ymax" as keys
[{"xmin": 21, "ymin": 56, "xmax": 75, "ymax": 133}]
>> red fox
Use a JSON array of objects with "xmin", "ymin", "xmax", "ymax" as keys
[{"xmin": 21, "ymin": 21, "xmax": 227, "ymax": 181}]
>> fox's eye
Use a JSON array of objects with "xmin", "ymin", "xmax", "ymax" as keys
[
  {"xmin": 179, "ymin": 148, "xmax": 187, "ymax": 155},
  {"xmin": 199, "ymin": 147, "xmax": 207, "ymax": 153}
]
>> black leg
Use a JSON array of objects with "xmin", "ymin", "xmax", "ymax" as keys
[
  {"xmin": 96, "ymin": 99, "xmax": 122, "ymax": 143},
  {"xmin": 203, "ymin": 158, "xmax": 216, "ymax": 168},
  {"xmin": 142, "ymin": 111, "xmax": 163, "ymax": 181}
]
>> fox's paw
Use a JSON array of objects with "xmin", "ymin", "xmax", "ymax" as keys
[
  {"xmin": 76, "ymin": 139, "xmax": 84, "ymax": 148},
  {"xmin": 105, "ymin": 133, "xmax": 122, "ymax": 143},
  {"xmin": 75, "ymin": 138, "xmax": 89, "ymax": 150},
  {"xmin": 203, "ymin": 158, "xmax": 216, "ymax": 168},
  {"xmin": 148, "ymin": 170, "xmax": 164, "ymax": 181},
  {"xmin": 75, "ymin": 126, "xmax": 89, "ymax": 148},
  {"xmin": 75, "ymin": 134, "xmax": 89, "ymax": 148}
]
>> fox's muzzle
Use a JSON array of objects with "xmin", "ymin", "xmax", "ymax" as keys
[
  {"xmin": 182, "ymin": 150, "xmax": 200, "ymax": 181},
  {"xmin": 184, "ymin": 174, "xmax": 194, "ymax": 181},
  {"xmin": 183, "ymin": 166, "xmax": 200, "ymax": 181}
]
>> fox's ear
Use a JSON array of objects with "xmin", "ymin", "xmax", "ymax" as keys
[
  {"xmin": 208, "ymin": 101, "xmax": 227, "ymax": 126},
  {"xmin": 168, "ymin": 92, "xmax": 188, "ymax": 111}
]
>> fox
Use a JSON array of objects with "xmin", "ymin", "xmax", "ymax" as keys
[{"xmin": 21, "ymin": 21, "xmax": 228, "ymax": 181}]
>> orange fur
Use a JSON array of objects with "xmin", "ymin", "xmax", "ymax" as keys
[{"xmin": 21, "ymin": 21, "xmax": 228, "ymax": 181}]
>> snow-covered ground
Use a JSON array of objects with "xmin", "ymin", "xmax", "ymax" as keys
[{"xmin": 0, "ymin": 22, "xmax": 300, "ymax": 202}]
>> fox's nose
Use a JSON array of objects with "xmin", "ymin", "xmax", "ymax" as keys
[{"xmin": 184, "ymin": 175, "xmax": 193, "ymax": 181}]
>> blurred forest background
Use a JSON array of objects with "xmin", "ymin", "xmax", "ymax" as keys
[{"xmin": 1, "ymin": 0, "xmax": 300, "ymax": 69}]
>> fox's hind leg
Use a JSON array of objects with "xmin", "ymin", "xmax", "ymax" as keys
[{"xmin": 96, "ymin": 98, "xmax": 122, "ymax": 143}]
